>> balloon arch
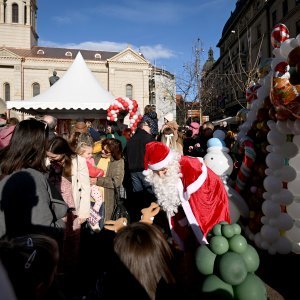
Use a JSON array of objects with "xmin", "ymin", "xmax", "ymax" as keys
[{"xmin": 106, "ymin": 97, "xmax": 142, "ymax": 131}]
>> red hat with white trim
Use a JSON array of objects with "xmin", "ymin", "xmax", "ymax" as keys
[{"xmin": 143, "ymin": 142, "xmax": 173, "ymax": 175}]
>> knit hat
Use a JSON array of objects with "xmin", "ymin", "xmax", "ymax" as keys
[
  {"xmin": 142, "ymin": 113, "xmax": 158, "ymax": 135},
  {"xmin": 164, "ymin": 112, "xmax": 174, "ymax": 122},
  {"xmin": 143, "ymin": 142, "xmax": 174, "ymax": 174}
]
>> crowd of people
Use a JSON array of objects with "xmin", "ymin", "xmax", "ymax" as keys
[{"xmin": 0, "ymin": 110, "xmax": 239, "ymax": 300}]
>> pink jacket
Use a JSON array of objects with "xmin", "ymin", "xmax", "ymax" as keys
[{"xmin": 0, "ymin": 125, "xmax": 15, "ymax": 149}]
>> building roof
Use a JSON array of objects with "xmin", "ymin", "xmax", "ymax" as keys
[
  {"xmin": 7, "ymin": 52, "xmax": 115, "ymax": 113},
  {"xmin": 6, "ymin": 46, "xmax": 118, "ymax": 61}
]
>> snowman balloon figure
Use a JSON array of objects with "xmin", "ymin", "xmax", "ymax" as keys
[{"xmin": 204, "ymin": 134, "xmax": 249, "ymax": 223}]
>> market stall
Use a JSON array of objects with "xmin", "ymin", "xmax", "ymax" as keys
[{"xmin": 7, "ymin": 52, "xmax": 115, "ymax": 120}]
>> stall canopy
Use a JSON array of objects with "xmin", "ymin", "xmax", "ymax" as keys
[{"xmin": 7, "ymin": 52, "xmax": 115, "ymax": 119}]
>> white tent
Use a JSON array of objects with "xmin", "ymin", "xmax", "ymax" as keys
[{"xmin": 7, "ymin": 52, "xmax": 115, "ymax": 119}]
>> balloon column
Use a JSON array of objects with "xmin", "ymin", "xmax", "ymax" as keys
[
  {"xmin": 107, "ymin": 97, "xmax": 142, "ymax": 132},
  {"xmin": 196, "ymin": 222, "xmax": 267, "ymax": 300},
  {"xmin": 234, "ymin": 24, "xmax": 300, "ymax": 254}
]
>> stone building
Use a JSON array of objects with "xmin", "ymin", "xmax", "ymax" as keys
[
  {"xmin": 201, "ymin": 0, "xmax": 300, "ymax": 122},
  {"xmin": 0, "ymin": 0, "xmax": 175, "ymax": 122}
]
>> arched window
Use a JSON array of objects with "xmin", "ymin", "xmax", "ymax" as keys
[
  {"xmin": 126, "ymin": 84, "xmax": 133, "ymax": 99},
  {"xmin": 95, "ymin": 53, "xmax": 101, "ymax": 59},
  {"xmin": 4, "ymin": 83, "xmax": 10, "ymax": 101},
  {"xmin": 12, "ymin": 3, "xmax": 19, "ymax": 23},
  {"xmin": 3, "ymin": 0, "xmax": 7, "ymax": 23},
  {"xmin": 32, "ymin": 82, "xmax": 40, "ymax": 97},
  {"xmin": 24, "ymin": 5, "xmax": 27, "ymax": 24}
]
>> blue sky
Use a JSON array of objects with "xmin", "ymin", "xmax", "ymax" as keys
[{"xmin": 38, "ymin": 0, "xmax": 237, "ymax": 76}]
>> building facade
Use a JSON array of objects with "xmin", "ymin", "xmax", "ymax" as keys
[
  {"xmin": 0, "ymin": 0, "xmax": 175, "ymax": 121},
  {"xmin": 201, "ymin": 0, "xmax": 300, "ymax": 122}
]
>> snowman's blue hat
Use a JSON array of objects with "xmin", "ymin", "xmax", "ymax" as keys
[{"xmin": 207, "ymin": 137, "xmax": 226, "ymax": 149}]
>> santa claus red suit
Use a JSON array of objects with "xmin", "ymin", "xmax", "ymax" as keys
[{"xmin": 143, "ymin": 141, "xmax": 230, "ymax": 249}]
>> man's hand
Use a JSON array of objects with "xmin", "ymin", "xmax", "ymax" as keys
[
  {"xmin": 140, "ymin": 202, "xmax": 160, "ymax": 224},
  {"xmin": 104, "ymin": 217, "xmax": 127, "ymax": 233}
]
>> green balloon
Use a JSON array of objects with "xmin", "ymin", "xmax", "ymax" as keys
[
  {"xmin": 220, "ymin": 221, "xmax": 229, "ymax": 225},
  {"xmin": 212, "ymin": 223, "xmax": 222, "ymax": 236},
  {"xmin": 240, "ymin": 244, "xmax": 260, "ymax": 273},
  {"xmin": 222, "ymin": 224, "xmax": 235, "ymax": 239},
  {"xmin": 229, "ymin": 234, "xmax": 248, "ymax": 254},
  {"xmin": 232, "ymin": 223, "xmax": 242, "ymax": 235},
  {"xmin": 195, "ymin": 245, "xmax": 217, "ymax": 275},
  {"xmin": 202, "ymin": 274, "xmax": 234, "ymax": 299},
  {"xmin": 233, "ymin": 273, "xmax": 267, "ymax": 300},
  {"xmin": 210, "ymin": 236, "xmax": 229, "ymax": 255},
  {"xmin": 218, "ymin": 252, "xmax": 248, "ymax": 285}
]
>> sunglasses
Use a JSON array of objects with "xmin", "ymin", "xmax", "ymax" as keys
[{"xmin": 102, "ymin": 148, "xmax": 111, "ymax": 154}]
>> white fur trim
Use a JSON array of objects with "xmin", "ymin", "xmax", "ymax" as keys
[
  {"xmin": 184, "ymin": 157, "xmax": 207, "ymax": 200},
  {"xmin": 148, "ymin": 151, "xmax": 174, "ymax": 171},
  {"xmin": 142, "ymin": 169, "xmax": 151, "ymax": 176},
  {"xmin": 177, "ymin": 179, "xmax": 208, "ymax": 245}
]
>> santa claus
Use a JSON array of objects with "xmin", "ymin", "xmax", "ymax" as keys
[{"xmin": 143, "ymin": 141, "xmax": 231, "ymax": 249}]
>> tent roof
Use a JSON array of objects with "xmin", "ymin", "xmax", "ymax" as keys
[{"xmin": 7, "ymin": 52, "xmax": 115, "ymax": 112}]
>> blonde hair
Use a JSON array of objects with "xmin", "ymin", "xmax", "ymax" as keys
[
  {"xmin": 161, "ymin": 127, "xmax": 182, "ymax": 154},
  {"xmin": 75, "ymin": 142, "xmax": 91, "ymax": 156}
]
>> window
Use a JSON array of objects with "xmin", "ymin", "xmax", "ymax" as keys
[
  {"xmin": 241, "ymin": 41, "xmax": 245, "ymax": 52},
  {"xmin": 4, "ymin": 83, "xmax": 10, "ymax": 101},
  {"xmin": 256, "ymin": 24, "xmax": 262, "ymax": 39},
  {"xmin": 3, "ymin": 0, "xmax": 6, "ymax": 22},
  {"xmin": 65, "ymin": 51, "xmax": 72, "ymax": 57},
  {"xmin": 95, "ymin": 53, "xmax": 101, "ymax": 59},
  {"xmin": 12, "ymin": 3, "xmax": 18, "ymax": 23},
  {"xmin": 32, "ymin": 83, "xmax": 40, "ymax": 97},
  {"xmin": 296, "ymin": 20, "xmax": 300, "ymax": 35},
  {"xmin": 272, "ymin": 10, "xmax": 277, "ymax": 27},
  {"xmin": 37, "ymin": 49, "xmax": 44, "ymax": 55},
  {"xmin": 282, "ymin": 0, "xmax": 288, "ymax": 16},
  {"xmin": 126, "ymin": 84, "xmax": 133, "ymax": 99},
  {"xmin": 24, "ymin": 5, "xmax": 27, "ymax": 24}
]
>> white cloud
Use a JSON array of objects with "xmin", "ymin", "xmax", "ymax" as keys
[
  {"xmin": 39, "ymin": 40, "xmax": 175, "ymax": 61},
  {"xmin": 140, "ymin": 44, "xmax": 175, "ymax": 61}
]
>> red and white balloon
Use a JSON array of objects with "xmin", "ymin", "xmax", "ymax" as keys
[
  {"xmin": 107, "ymin": 97, "xmax": 142, "ymax": 131},
  {"xmin": 271, "ymin": 23, "xmax": 290, "ymax": 49}
]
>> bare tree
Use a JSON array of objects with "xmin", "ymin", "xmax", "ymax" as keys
[
  {"xmin": 175, "ymin": 38, "xmax": 204, "ymax": 124},
  {"xmin": 201, "ymin": 28, "xmax": 265, "ymax": 117}
]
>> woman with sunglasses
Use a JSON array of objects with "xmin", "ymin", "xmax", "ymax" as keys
[
  {"xmin": 0, "ymin": 119, "xmax": 68, "ymax": 240},
  {"xmin": 92, "ymin": 138, "xmax": 124, "ymax": 222}
]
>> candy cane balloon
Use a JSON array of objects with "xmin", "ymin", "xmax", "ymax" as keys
[{"xmin": 271, "ymin": 23, "xmax": 290, "ymax": 49}]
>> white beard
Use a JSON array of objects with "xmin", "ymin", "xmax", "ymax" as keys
[{"xmin": 145, "ymin": 154, "xmax": 182, "ymax": 216}]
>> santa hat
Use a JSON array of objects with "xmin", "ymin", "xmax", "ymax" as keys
[{"xmin": 143, "ymin": 142, "xmax": 174, "ymax": 175}]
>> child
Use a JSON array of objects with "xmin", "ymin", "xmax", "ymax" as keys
[
  {"xmin": 76, "ymin": 142, "xmax": 105, "ymax": 231},
  {"xmin": 161, "ymin": 126, "xmax": 183, "ymax": 155}
]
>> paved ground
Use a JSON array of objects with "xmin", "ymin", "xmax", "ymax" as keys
[{"xmin": 256, "ymin": 248, "xmax": 300, "ymax": 300}]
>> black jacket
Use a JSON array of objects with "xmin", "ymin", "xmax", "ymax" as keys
[
  {"xmin": 125, "ymin": 128, "xmax": 155, "ymax": 172},
  {"xmin": 86, "ymin": 252, "xmax": 183, "ymax": 300}
]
